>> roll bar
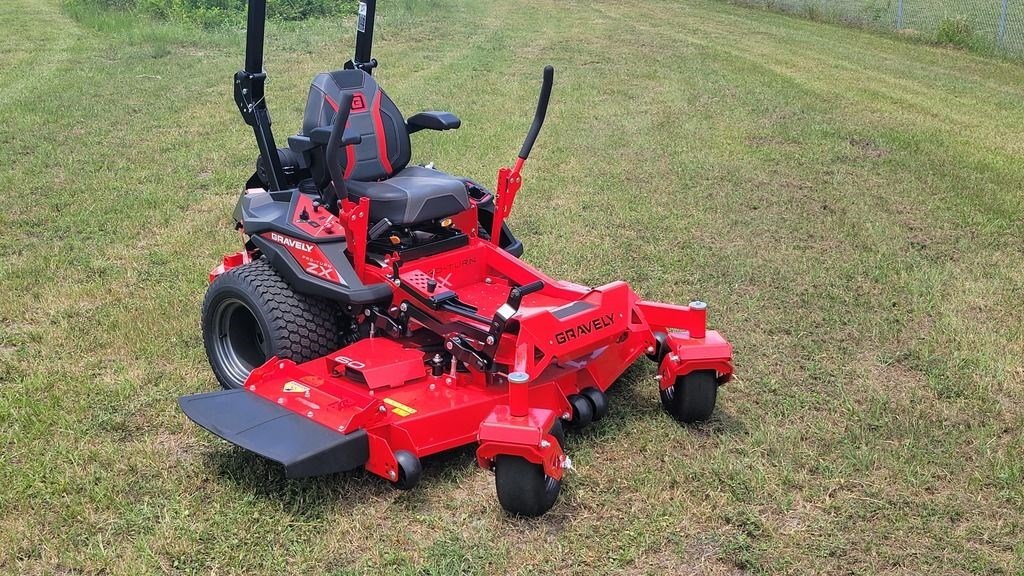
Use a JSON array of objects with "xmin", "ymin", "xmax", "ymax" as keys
[
  {"xmin": 235, "ymin": 0, "xmax": 378, "ymax": 191},
  {"xmin": 348, "ymin": 0, "xmax": 378, "ymax": 73}
]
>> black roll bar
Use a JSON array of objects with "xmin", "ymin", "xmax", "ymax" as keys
[
  {"xmin": 235, "ymin": 0, "xmax": 378, "ymax": 191},
  {"xmin": 348, "ymin": 1, "xmax": 378, "ymax": 73}
]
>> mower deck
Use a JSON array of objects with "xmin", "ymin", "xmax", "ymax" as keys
[{"xmin": 184, "ymin": 234, "xmax": 732, "ymax": 487}]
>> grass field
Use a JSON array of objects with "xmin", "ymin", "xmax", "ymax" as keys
[
  {"xmin": 2, "ymin": 0, "xmax": 1023, "ymax": 573},
  {"xmin": 730, "ymin": 0, "xmax": 1024, "ymax": 56}
]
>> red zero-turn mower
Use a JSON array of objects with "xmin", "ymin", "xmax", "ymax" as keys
[{"xmin": 178, "ymin": 0, "xmax": 734, "ymax": 516}]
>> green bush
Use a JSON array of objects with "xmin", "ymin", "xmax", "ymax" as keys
[
  {"xmin": 66, "ymin": 0, "xmax": 353, "ymax": 28},
  {"xmin": 936, "ymin": 15, "xmax": 974, "ymax": 49},
  {"xmin": 803, "ymin": 1, "xmax": 823, "ymax": 21},
  {"xmin": 268, "ymin": 0, "xmax": 343, "ymax": 20}
]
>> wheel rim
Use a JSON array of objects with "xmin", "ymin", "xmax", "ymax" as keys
[{"xmin": 211, "ymin": 297, "xmax": 269, "ymax": 387}]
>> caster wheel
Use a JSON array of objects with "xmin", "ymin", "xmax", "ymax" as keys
[
  {"xmin": 580, "ymin": 387, "xmax": 608, "ymax": 421},
  {"xmin": 659, "ymin": 387, "xmax": 673, "ymax": 412},
  {"xmin": 646, "ymin": 331, "xmax": 668, "ymax": 362},
  {"xmin": 548, "ymin": 419, "xmax": 565, "ymax": 448},
  {"xmin": 565, "ymin": 394, "xmax": 593, "ymax": 429},
  {"xmin": 494, "ymin": 455, "xmax": 560, "ymax": 517},
  {"xmin": 392, "ymin": 450, "xmax": 422, "ymax": 490},
  {"xmin": 662, "ymin": 370, "xmax": 717, "ymax": 423}
]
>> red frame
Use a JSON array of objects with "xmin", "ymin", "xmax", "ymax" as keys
[{"xmin": 212, "ymin": 164, "xmax": 733, "ymax": 484}]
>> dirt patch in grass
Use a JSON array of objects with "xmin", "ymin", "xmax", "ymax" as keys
[{"xmin": 848, "ymin": 136, "xmax": 891, "ymax": 159}]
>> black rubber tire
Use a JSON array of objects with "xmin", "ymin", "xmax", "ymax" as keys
[
  {"xmin": 659, "ymin": 387, "xmax": 673, "ymax": 412},
  {"xmin": 565, "ymin": 394, "xmax": 593, "ymax": 429},
  {"xmin": 647, "ymin": 331, "xmax": 669, "ymax": 362},
  {"xmin": 202, "ymin": 258, "xmax": 339, "ymax": 390},
  {"xmin": 663, "ymin": 370, "xmax": 718, "ymax": 423},
  {"xmin": 494, "ymin": 455, "xmax": 560, "ymax": 517},
  {"xmin": 393, "ymin": 450, "xmax": 422, "ymax": 490},
  {"xmin": 580, "ymin": 387, "xmax": 609, "ymax": 422},
  {"xmin": 548, "ymin": 419, "xmax": 565, "ymax": 449}
]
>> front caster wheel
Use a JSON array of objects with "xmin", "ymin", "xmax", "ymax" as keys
[
  {"xmin": 392, "ymin": 450, "xmax": 422, "ymax": 490},
  {"xmin": 661, "ymin": 370, "xmax": 718, "ymax": 423},
  {"xmin": 647, "ymin": 331, "xmax": 668, "ymax": 362},
  {"xmin": 565, "ymin": 394, "xmax": 593, "ymax": 429},
  {"xmin": 580, "ymin": 387, "xmax": 608, "ymax": 421},
  {"xmin": 494, "ymin": 455, "xmax": 560, "ymax": 517},
  {"xmin": 548, "ymin": 419, "xmax": 565, "ymax": 448}
]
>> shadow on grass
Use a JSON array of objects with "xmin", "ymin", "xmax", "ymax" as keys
[
  {"xmin": 203, "ymin": 449, "xmax": 378, "ymax": 518},
  {"xmin": 202, "ymin": 442, "xmax": 487, "ymax": 520}
]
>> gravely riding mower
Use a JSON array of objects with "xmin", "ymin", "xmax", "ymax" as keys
[{"xmin": 179, "ymin": 0, "xmax": 733, "ymax": 516}]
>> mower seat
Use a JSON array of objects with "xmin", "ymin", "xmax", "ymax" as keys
[
  {"xmin": 346, "ymin": 165, "xmax": 470, "ymax": 225},
  {"xmin": 292, "ymin": 69, "xmax": 470, "ymax": 226}
]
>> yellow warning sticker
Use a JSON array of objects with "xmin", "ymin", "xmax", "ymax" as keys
[
  {"xmin": 383, "ymin": 397, "xmax": 417, "ymax": 417},
  {"xmin": 283, "ymin": 381, "xmax": 309, "ymax": 393}
]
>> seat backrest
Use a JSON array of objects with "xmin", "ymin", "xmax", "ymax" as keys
[{"xmin": 301, "ymin": 69, "xmax": 411, "ymax": 182}]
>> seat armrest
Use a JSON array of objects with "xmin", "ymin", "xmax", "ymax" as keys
[
  {"xmin": 309, "ymin": 127, "xmax": 362, "ymax": 146},
  {"xmin": 406, "ymin": 111, "xmax": 461, "ymax": 134}
]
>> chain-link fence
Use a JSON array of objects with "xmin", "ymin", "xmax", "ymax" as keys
[{"xmin": 730, "ymin": 0, "xmax": 1024, "ymax": 57}]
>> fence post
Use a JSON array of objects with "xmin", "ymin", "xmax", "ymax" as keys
[
  {"xmin": 998, "ymin": 0, "xmax": 1009, "ymax": 47},
  {"xmin": 895, "ymin": 0, "xmax": 904, "ymax": 30}
]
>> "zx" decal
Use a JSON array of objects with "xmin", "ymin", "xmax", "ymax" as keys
[{"xmin": 305, "ymin": 261, "xmax": 335, "ymax": 280}]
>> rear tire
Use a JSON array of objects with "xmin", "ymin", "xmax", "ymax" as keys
[
  {"xmin": 661, "ymin": 370, "xmax": 718, "ymax": 423},
  {"xmin": 202, "ymin": 258, "xmax": 340, "ymax": 390}
]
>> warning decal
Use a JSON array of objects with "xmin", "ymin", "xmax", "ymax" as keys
[
  {"xmin": 383, "ymin": 398, "xmax": 417, "ymax": 417},
  {"xmin": 357, "ymin": 2, "xmax": 367, "ymax": 32},
  {"xmin": 283, "ymin": 381, "xmax": 309, "ymax": 393}
]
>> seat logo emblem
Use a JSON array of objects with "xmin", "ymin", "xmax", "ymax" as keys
[{"xmin": 350, "ymin": 93, "xmax": 366, "ymax": 112}]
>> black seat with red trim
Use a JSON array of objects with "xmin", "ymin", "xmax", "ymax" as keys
[{"xmin": 286, "ymin": 69, "xmax": 469, "ymax": 226}]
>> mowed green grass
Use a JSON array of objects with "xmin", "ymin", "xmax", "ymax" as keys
[
  {"xmin": 2, "ymin": 0, "xmax": 1023, "ymax": 573},
  {"xmin": 734, "ymin": 0, "xmax": 1024, "ymax": 57}
]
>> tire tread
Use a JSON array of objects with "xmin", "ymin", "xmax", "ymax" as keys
[{"xmin": 202, "ymin": 258, "xmax": 339, "ymax": 389}]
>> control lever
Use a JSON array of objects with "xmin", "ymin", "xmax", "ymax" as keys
[
  {"xmin": 368, "ymin": 217, "xmax": 393, "ymax": 241},
  {"xmin": 482, "ymin": 280, "xmax": 545, "ymax": 357},
  {"xmin": 322, "ymin": 92, "xmax": 355, "ymax": 215},
  {"xmin": 491, "ymin": 66, "xmax": 554, "ymax": 244},
  {"xmin": 506, "ymin": 280, "xmax": 544, "ymax": 309}
]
